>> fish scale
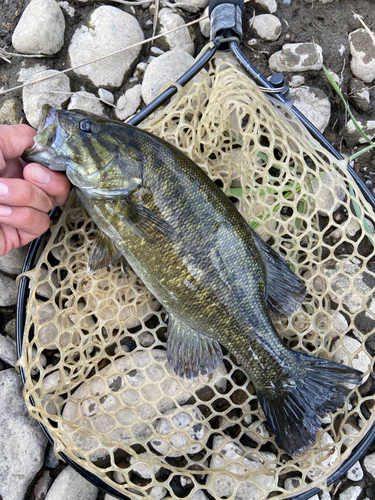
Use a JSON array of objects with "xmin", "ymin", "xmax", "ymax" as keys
[{"xmin": 23, "ymin": 104, "xmax": 363, "ymax": 457}]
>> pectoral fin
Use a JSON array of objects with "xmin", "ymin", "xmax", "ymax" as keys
[
  {"xmin": 248, "ymin": 225, "xmax": 306, "ymax": 316},
  {"xmin": 106, "ymin": 200, "xmax": 173, "ymax": 244},
  {"xmin": 88, "ymin": 232, "xmax": 126, "ymax": 273},
  {"xmin": 166, "ymin": 316, "xmax": 223, "ymax": 379}
]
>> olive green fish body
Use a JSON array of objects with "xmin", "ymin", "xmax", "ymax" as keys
[{"xmin": 23, "ymin": 106, "xmax": 363, "ymax": 456}]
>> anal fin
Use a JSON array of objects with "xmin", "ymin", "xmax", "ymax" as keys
[{"xmin": 166, "ymin": 316, "xmax": 223, "ymax": 379}]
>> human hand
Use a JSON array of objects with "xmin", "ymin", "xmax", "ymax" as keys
[{"xmin": 0, "ymin": 124, "xmax": 71, "ymax": 256}]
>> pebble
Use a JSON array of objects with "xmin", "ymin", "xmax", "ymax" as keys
[
  {"xmin": 69, "ymin": 6, "xmax": 144, "ymax": 88},
  {"xmin": 250, "ymin": 14, "xmax": 281, "ymax": 41},
  {"xmin": 0, "ymin": 334, "xmax": 17, "ymax": 366},
  {"xmin": 311, "ymin": 171, "xmax": 346, "ymax": 215},
  {"xmin": 0, "ymin": 245, "xmax": 28, "ymax": 274},
  {"xmin": 115, "ymin": 84, "xmax": 142, "ymax": 121},
  {"xmin": 199, "ymin": 7, "xmax": 210, "ymax": 38},
  {"xmin": 23, "ymin": 69, "xmax": 71, "ymax": 128},
  {"xmin": 0, "ymin": 98, "xmax": 20, "ymax": 124},
  {"xmin": 0, "ymin": 271, "xmax": 18, "ymax": 306},
  {"xmin": 142, "ymin": 49, "xmax": 196, "ymax": 104},
  {"xmin": 289, "ymin": 75, "xmax": 305, "ymax": 87},
  {"xmin": 363, "ymin": 452, "xmax": 375, "ymax": 479},
  {"xmin": 158, "ymin": 8, "xmax": 195, "ymax": 56},
  {"xmin": 307, "ymin": 432, "xmax": 338, "ymax": 481},
  {"xmin": 347, "ymin": 461, "xmax": 364, "ymax": 481},
  {"xmin": 162, "ymin": 0, "xmax": 208, "ymax": 13},
  {"xmin": 290, "ymin": 86, "xmax": 331, "ymax": 133},
  {"xmin": 344, "ymin": 119, "xmax": 375, "ymax": 148},
  {"xmin": 269, "ymin": 42, "xmax": 323, "ymax": 73},
  {"xmin": 33, "ymin": 470, "xmax": 53, "ymax": 500},
  {"xmin": 254, "ymin": 0, "xmax": 277, "ymax": 12},
  {"xmin": 0, "ymin": 369, "xmax": 48, "ymax": 500},
  {"xmin": 68, "ymin": 91, "xmax": 106, "ymax": 116},
  {"xmin": 348, "ymin": 78, "xmax": 370, "ymax": 112},
  {"xmin": 58, "ymin": 1, "xmax": 75, "ymax": 17},
  {"xmin": 45, "ymin": 445, "xmax": 61, "ymax": 468},
  {"xmin": 98, "ymin": 88, "xmax": 115, "ymax": 105},
  {"xmin": 12, "ymin": 0, "xmax": 65, "ymax": 55},
  {"xmin": 349, "ymin": 29, "xmax": 375, "ymax": 83},
  {"xmin": 44, "ymin": 466, "xmax": 98, "ymax": 500},
  {"xmin": 339, "ymin": 486, "xmax": 362, "ymax": 500},
  {"xmin": 284, "ymin": 477, "xmax": 301, "ymax": 490}
]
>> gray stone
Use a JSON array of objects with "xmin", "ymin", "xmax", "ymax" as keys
[
  {"xmin": 344, "ymin": 119, "xmax": 375, "ymax": 147},
  {"xmin": 311, "ymin": 171, "xmax": 346, "ymax": 215},
  {"xmin": 290, "ymin": 86, "xmax": 331, "ymax": 133},
  {"xmin": 0, "ymin": 98, "xmax": 20, "ymax": 124},
  {"xmin": 0, "ymin": 369, "xmax": 48, "ymax": 500},
  {"xmin": 115, "ymin": 84, "xmax": 142, "ymax": 121},
  {"xmin": 339, "ymin": 486, "xmax": 362, "ymax": 500},
  {"xmin": 18, "ymin": 64, "xmax": 49, "ymax": 84},
  {"xmin": 45, "ymin": 466, "xmax": 98, "ymax": 500},
  {"xmin": 142, "ymin": 49, "xmax": 196, "ymax": 104},
  {"xmin": 250, "ymin": 14, "xmax": 281, "ymax": 41},
  {"xmin": 158, "ymin": 8, "xmax": 195, "ymax": 55},
  {"xmin": 98, "ymin": 88, "xmax": 115, "ymax": 104},
  {"xmin": 349, "ymin": 29, "xmax": 375, "ymax": 83},
  {"xmin": 161, "ymin": 0, "xmax": 208, "ymax": 13},
  {"xmin": 254, "ymin": 0, "xmax": 277, "ymax": 12},
  {"xmin": 0, "ymin": 245, "xmax": 28, "ymax": 274},
  {"xmin": 12, "ymin": 0, "xmax": 65, "ymax": 55},
  {"xmin": 23, "ymin": 69, "xmax": 71, "ymax": 128},
  {"xmin": 346, "ymin": 461, "xmax": 363, "ymax": 481},
  {"xmin": 363, "ymin": 452, "xmax": 375, "ymax": 479},
  {"xmin": 0, "ymin": 271, "xmax": 18, "ymax": 306},
  {"xmin": 58, "ymin": 1, "xmax": 75, "ymax": 17},
  {"xmin": 348, "ymin": 78, "xmax": 370, "ymax": 112},
  {"xmin": 69, "ymin": 6, "xmax": 144, "ymax": 88},
  {"xmin": 284, "ymin": 477, "xmax": 302, "ymax": 490},
  {"xmin": 199, "ymin": 7, "xmax": 210, "ymax": 38},
  {"xmin": 269, "ymin": 43, "xmax": 323, "ymax": 73},
  {"xmin": 0, "ymin": 334, "xmax": 17, "ymax": 366},
  {"xmin": 34, "ymin": 470, "xmax": 53, "ymax": 500},
  {"xmin": 148, "ymin": 486, "xmax": 168, "ymax": 499},
  {"xmin": 289, "ymin": 75, "xmax": 305, "ymax": 87},
  {"xmin": 68, "ymin": 91, "xmax": 106, "ymax": 116}
]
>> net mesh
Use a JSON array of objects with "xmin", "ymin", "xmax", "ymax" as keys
[{"xmin": 19, "ymin": 57, "xmax": 375, "ymax": 500}]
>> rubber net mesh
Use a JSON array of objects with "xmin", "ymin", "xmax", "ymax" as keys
[{"xmin": 19, "ymin": 57, "xmax": 375, "ymax": 500}]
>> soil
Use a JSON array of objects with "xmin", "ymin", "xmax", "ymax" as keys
[{"xmin": 1, "ymin": 0, "xmax": 375, "ymax": 499}]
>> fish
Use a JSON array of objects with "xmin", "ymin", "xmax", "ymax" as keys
[{"xmin": 23, "ymin": 105, "xmax": 363, "ymax": 457}]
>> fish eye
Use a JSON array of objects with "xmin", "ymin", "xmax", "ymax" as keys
[{"xmin": 79, "ymin": 119, "xmax": 94, "ymax": 134}]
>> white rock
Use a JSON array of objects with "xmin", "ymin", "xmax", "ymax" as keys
[
  {"xmin": 148, "ymin": 486, "xmax": 168, "ymax": 499},
  {"xmin": 68, "ymin": 91, "xmax": 106, "ymax": 116},
  {"xmin": 158, "ymin": 8, "xmax": 194, "ymax": 55},
  {"xmin": 45, "ymin": 466, "xmax": 98, "ymax": 500},
  {"xmin": 346, "ymin": 461, "xmax": 364, "ymax": 481},
  {"xmin": 290, "ymin": 86, "xmax": 331, "ymax": 133},
  {"xmin": 23, "ymin": 69, "xmax": 71, "ymax": 128},
  {"xmin": 339, "ymin": 486, "xmax": 362, "ymax": 500},
  {"xmin": 344, "ymin": 119, "xmax": 375, "ymax": 147},
  {"xmin": 251, "ymin": 14, "xmax": 281, "ymax": 41},
  {"xmin": 190, "ymin": 490, "xmax": 209, "ymax": 500},
  {"xmin": 0, "ymin": 245, "xmax": 28, "ymax": 274},
  {"xmin": 98, "ymin": 88, "xmax": 114, "ymax": 104},
  {"xmin": 142, "ymin": 49, "xmax": 196, "ymax": 104},
  {"xmin": 0, "ymin": 334, "xmax": 17, "ymax": 366},
  {"xmin": 115, "ymin": 84, "xmax": 142, "ymax": 121},
  {"xmin": 58, "ymin": 1, "xmax": 75, "ymax": 17},
  {"xmin": 0, "ymin": 271, "xmax": 18, "ymax": 306},
  {"xmin": 12, "ymin": 0, "xmax": 65, "ymax": 55},
  {"xmin": 0, "ymin": 98, "xmax": 20, "ymax": 125},
  {"xmin": 161, "ymin": 0, "xmax": 208, "ymax": 13},
  {"xmin": 0, "ymin": 369, "xmax": 48, "ymax": 500},
  {"xmin": 199, "ymin": 7, "xmax": 210, "ymax": 38},
  {"xmin": 18, "ymin": 64, "xmax": 48, "ymax": 83},
  {"xmin": 254, "ymin": 0, "xmax": 277, "ymax": 12},
  {"xmin": 69, "ymin": 6, "xmax": 144, "ymax": 88},
  {"xmin": 349, "ymin": 29, "xmax": 375, "ymax": 83},
  {"xmin": 311, "ymin": 171, "xmax": 346, "ymax": 215},
  {"xmin": 289, "ymin": 75, "xmax": 305, "ymax": 87},
  {"xmin": 307, "ymin": 432, "xmax": 338, "ymax": 481},
  {"xmin": 348, "ymin": 78, "xmax": 370, "ymax": 112},
  {"xmin": 284, "ymin": 477, "xmax": 302, "ymax": 490},
  {"xmin": 269, "ymin": 43, "xmax": 323, "ymax": 73},
  {"xmin": 363, "ymin": 452, "xmax": 375, "ymax": 479}
]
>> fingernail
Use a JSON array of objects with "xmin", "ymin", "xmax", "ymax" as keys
[
  {"xmin": 31, "ymin": 165, "xmax": 52, "ymax": 184},
  {"xmin": 0, "ymin": 205, "xmax": 11, "ymax": 216},
  {"xmin": 0, "ymin": 182, "xmax": 9, "ymax": 195}
]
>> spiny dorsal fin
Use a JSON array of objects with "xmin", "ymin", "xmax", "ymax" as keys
[
  {"xmin": 166, "ymin": 316, "xmax": 223, "ymax": 379},
  {"xmin": 88, "ymin": 232, "xmax": 124, "ymax": 273},
  {"xmin": 248, "ymin": 225, "xmax": 306, "ymax": 317}
]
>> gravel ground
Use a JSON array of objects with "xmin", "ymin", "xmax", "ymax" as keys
[{"xmin": 0, "ymin": 1, "xmax": 375, "ymax": 500}]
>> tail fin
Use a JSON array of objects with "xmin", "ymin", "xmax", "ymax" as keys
[{"xmin": 256, "ymin": 353, "xmax": 363, "ymax": 457}]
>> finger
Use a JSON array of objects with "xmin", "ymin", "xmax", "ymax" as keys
[
  {"xmin": 23, "ymin": 163, "xmax": 71, "ymax": 206},
  {"xmin": 0, "ymin": 124, "xmax": 36, "ymax": 171},
  {"xmin": 0, "ymin": 178, "xmax": 54, "ymax": 213},
  {"xmin": 0, "ymin": 205, "xmax": 50, "ymax": 239},
  {"xmin": 0, "ymin": 224, "xmax": 43, "ymax": 257}
]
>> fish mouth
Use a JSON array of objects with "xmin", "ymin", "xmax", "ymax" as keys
[{"xmin": 22, "ymin": 105, "xmax": 69, "ymax": 171}]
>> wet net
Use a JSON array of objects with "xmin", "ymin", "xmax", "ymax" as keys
[{"xmin": 19, "ymin": 57, "xmax": 375, "ymax": 500}]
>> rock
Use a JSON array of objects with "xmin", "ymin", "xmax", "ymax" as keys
[
  {"xmin": 311, "ymin": 171, "xmax": 346, "ymax": 215},
  {"xmin": 364, "ymin": 452, "xmax": 375, "ymax": 479},
  {"xmin": 290, "ymin": 86, "xmax": 331, "ymax": 133},
  {"xmin": 68, "ymin": 91, "xmax": 106, "ymax": 116},
  {"xmin": 0, "ymin": 271, "xmax": 18, "ymax": 306},
  {"xmin": 0, "ymin": 369, "xmax": 48, "ymax": 500},
  {"xmin": 58, "ymin": 1, "xmax": 75, "ymax": 17},
  {"xmin": 254, "ymin": 0, "xmax": 277, "ymax": 12},
  {"xmin": 346, "ymin": 461, "xmax": 364, "ymax": 481},
  {"xmin": 307, "ymin": 432, "xmax": 338, "ymax": 481},
  {"xmin": 284, "ymin": 477, "xmax": 302, "ymax": 490},
  {"xmin": 158, "ymin": 9, "xmax": 194, "ymax": 55},
  {"xmin": 250, "ymin": 14, "xmax": 281, "ymax": 41},
  {"xmin": 161, "ymin": 0, "xmax": 208, "ymax": 13},
  {"xmin": 69, "ymin": 6, "xmax": 144, "ymax": 88},
  {"xmin": 344, "ymin": 119, "xmax": 375, "ymax": 147},
  {"xmin": 0, "ymin": 245, "xmax": 28, "ymax": 274},
  {"xmin": 348, "ymin": 78, "xmax": 370, "ymax": 112},
  {"xmin": 45, "ymin": 444, "xmax": 61, "ymax": 468},
  {"xmin": 190, "ymin": 490, "xmax": 208, "ymax": 500},
  {"xmin": 349, "ymin": 29, "xmax": 375, "ymax": 83},
  {"xmin": 142, "ymin": 49, "xmax": 196, "ymax": 104},
  {"xmin": 18, "ymin": 64, "xmax": 49, "ymax": 84},
  {"xmin": 115, "ymin": 84, "xmax": 142, "ymax": 121},
  {"xmin": 34, "ymin": 470, "xmax": 53, "ymax": 500},
  {"xmin": 98, "ymin": 88, "xmax": 114, "ymax": 105},
  {"xmin": 339, "ymin": 486, "xmax": 362, "ymax": 500},
  {"xmin": 289, "ymin": 75, "xmax": 305, "ymax": 87},
  {"xmin": 12, "ymin": 0, "xmax": 65, "ymax": 55},
  {"xmin": 269, "ymin": 43, "xmax": 323, "ymax": 73},
  {"xmin": 0, "ymin": 98, "xmax": 20, "ymax": 124},
  {"xmin": 23, "ymin": 69, "xmax": 71, "ymax": 128},
  {"xmin": 0, "ymin": 334, "xmax": 17, "ymax": 366},
  {"xmin": 5, "ymin": 318, "xmax": 16, "ymax": 340},
  {"xmin": 148, "ymin": 486, "xmax": 168, "ymax": 499},
  {"xmin": 199, "ymin": 7, "xmax": 210, "ymax": 38},
  {"xmin": 45, "ymin": 466, "xmax": 98, "ymax": 500}
]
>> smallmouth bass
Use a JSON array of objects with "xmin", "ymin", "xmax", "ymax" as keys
[{"xmin": 23, "ymin": 105, "xmax": 363, "ymax": 457}]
